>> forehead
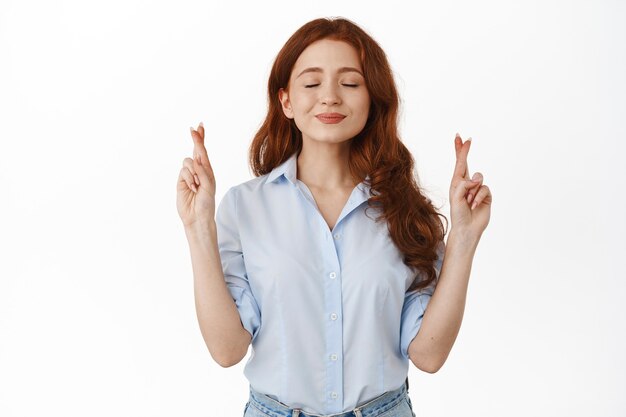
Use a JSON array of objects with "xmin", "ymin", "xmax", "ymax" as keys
[{"xmin": 291, "ymin": 39, "xmax": 362, "ymax": 76}]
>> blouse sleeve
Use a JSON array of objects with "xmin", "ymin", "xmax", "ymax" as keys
[
  {"xmin": 215, "ymin": 186, "xmax": 262, "ymax": 343},
  {"xmin": 399, "ymin": 239, "xmax": 446, "ymax": 360}
]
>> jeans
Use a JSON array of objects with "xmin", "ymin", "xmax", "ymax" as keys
[{"xmin": 243, "ymin": 381, "xmax": 416, "ymax": 417}]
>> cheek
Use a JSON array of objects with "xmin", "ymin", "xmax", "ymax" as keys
[
  {"xmin": 354, "ymin": 91, "xmax": 370, "ymax": 109},
  {"xmin": 291, "ymin": 94, "xmax": 315, "ymax": 112},
  {"xmin": 357, "ymin": 97, "xmax": 371, "ymax": 119}
]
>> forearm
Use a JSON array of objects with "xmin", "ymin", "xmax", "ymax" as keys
[
  {"xmin": 408, "ymin": 229, "xmax": 479, "ymax": 372},
  {"xmin": 185, "ymin": 222, "xmax": 250, "ymax": 367}
]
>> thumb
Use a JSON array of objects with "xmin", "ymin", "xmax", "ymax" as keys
[
  {"xmin": 452, "ymin": 178, "xmax": 479, "ymax": 203},
  {"xmin": 193, "ymin": 155, "xmax": 211, "ymax": 186}
]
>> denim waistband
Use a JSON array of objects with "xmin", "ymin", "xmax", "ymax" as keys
[{"xmin": 247, "ymin": 382, "xmax": 409, "ymax": 417}]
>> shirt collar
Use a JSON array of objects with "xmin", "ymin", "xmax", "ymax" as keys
[
  {"xmin": 264, "ymin": 152, "xmax": 371, "ymax": 194},
  {"xmin": 264, "ymin": 152, "xmax": 299, "ymax": 185}
]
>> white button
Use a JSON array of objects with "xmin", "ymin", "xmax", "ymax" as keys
[
  {"xmin": 330, "ymin": 391, "xmax": 338, "ymax": 399},
  {"xmin": 333, "ymin": 233, "xmax": 341, "ymax": 239},
  {"xmin": 330, "ymin": 313, "xmax": 338, "ymax": 320},
  {"xmin": 329, "ymin": 272, "xmax": 336, "ymax": 279},
  {"xmin": 330, "ymin": 354, "xmax": 338, "ymax": 361}
]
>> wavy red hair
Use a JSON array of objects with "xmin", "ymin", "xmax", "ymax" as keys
[{"xmin": 248, "ymin": 17, "xmax": 448, "ymax": 292}]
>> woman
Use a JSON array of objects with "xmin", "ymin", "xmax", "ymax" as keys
[{"xmin": 176, "ymin": 17, "xmax": 491, "ymax": 417}]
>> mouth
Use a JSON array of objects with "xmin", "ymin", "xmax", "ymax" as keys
[{"xmin": 315, "ymin": 113, "xmax": 346, "ymax": 124}]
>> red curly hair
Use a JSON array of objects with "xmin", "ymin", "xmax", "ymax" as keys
[{"xmin": 248, "ymin": 17, "xmax": 448, "ymax": 292}]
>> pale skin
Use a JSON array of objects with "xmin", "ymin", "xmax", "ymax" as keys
[
  {"xmin": 177, "ymin": 39, "xmax": 492, "ymax": 370},
  {"xmin": 406, "ymin": 135, "xmax": 492, "ymax": 373},
  {"xmin": 177, "ymin": 121, "xmax": 253, "ymax": 367},
  {"xmin": 277, "ymin": 39, "xmax": 372, "ymax": 230}
]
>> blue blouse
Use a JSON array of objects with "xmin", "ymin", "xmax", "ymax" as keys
[{"xmin": 215, "ymin": 151, "xmax": 445, "ymax": 415}]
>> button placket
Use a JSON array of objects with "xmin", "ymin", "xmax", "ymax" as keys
[{"xmin": 321, "ymin": 219, "xmax": 344, "ymax": 412}]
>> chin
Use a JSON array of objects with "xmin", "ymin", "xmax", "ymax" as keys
[
  {"xmin": 304, "ymin": 127, "xmax": 362, "ymax": 144},
  {"xmin": 307, "ymin": 134, "xmax": 355, "ymax": 144}
]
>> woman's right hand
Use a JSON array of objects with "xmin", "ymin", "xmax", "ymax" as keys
[{"xmin": 176, "ymin": 122, "xmax": 217, "ymax": 229}]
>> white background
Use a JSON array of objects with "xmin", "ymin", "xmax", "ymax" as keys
[{"xmin": 1, "ymin": 0, "xmax": 624, "ymax": 416}]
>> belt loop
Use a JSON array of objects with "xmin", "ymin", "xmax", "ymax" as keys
[
  {"xmin": 353, "ymin": 408, "xmax": 362, "ymax": 417},
  {"xmin": 292, "ymin": 408, "xmax": 301, "ymax": 416}
]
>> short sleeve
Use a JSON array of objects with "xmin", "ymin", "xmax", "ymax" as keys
[
  {"xmin": 399, "ymin": 239, "xmax": 446, "ymax": 360},
  {"xmin": 215, "ymin": 186, "xmax": 262, "ymax": 343}
]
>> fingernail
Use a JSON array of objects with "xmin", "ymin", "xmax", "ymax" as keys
[
  {"xmin": 199, "ymin": 121, "xmax": 203, "ymax": 128},
  {"xmin": 471, "ymin": 201, "xmax": 477, "ymax": 210},
  {"xmin": 467, "ymin": 194, "xmax": 473, "ymax": 203},
  {"xmin": 194, "ymin": 174, "xmax": 200, "ymax": 185},
  {"xmin": 467, "ymin": 137, "xmax": 472, "ymax": 141},
  {"xmin": 192, "ymin": 184, "xmax": 198, "ymax": 193},
  {"xmin": 190, "ymin": 127, "xmax": 194, "ymax": 133},
  {"xmin": 455, "ymin": 132, "xmax": 460, "ymax": 138}
]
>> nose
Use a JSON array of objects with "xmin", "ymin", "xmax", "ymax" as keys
[{"xmin": 319, "ymin": 82, "xmax": 341, "ymax": 106}]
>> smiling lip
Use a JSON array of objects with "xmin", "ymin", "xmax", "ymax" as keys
[{"xmin": 316, "ymin": 113, "xmax": 346, "ymax": 124}]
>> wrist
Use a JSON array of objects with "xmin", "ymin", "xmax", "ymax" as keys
[
  {"xmin": 185, "ymin": 220, "xmax": 217, "ymax": 239},
  {"xmin": 447, "ymin": 228, "xmax": 480, "ymax": 251}
]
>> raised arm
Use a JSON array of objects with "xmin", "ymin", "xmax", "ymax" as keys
[
  {"xmin": 407, "ymin": 133, "xmax": 492, "ymax": 372},
  {"xmin": 177, "ymin": 122, "xmax": 254, "ymax": 367}
]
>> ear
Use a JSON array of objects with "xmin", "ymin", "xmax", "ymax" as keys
[{"xmin": 278, "ymin": 88, "xmax": 294, "ymax": 119}]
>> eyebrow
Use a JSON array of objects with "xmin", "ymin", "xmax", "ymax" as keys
[{"xmin": 295, "ymin": 66, "xmax": 364, "ymax": 79}]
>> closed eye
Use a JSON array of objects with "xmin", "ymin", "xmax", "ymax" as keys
[{"xmin": 304, "ymin": 84, "xmax": 359, "ymax": 88}]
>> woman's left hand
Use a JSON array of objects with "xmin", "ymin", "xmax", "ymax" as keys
[{"xmin": 449, "ymin": 133, "xmax": 492, "ymax": 242}]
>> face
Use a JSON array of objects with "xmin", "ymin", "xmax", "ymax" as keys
[{"xmin": 278, "ymin": 39, "xmax": 371, "ymax": 147}]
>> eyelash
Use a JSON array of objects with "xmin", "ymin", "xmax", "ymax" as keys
[{"xmin": 304, "ymin": 84, "xmax": 359, "ymax": 88}]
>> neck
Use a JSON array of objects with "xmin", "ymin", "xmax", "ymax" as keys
[{"xmin": 296, "ymin": 140, "xmax": 357, "ymax": 190}]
